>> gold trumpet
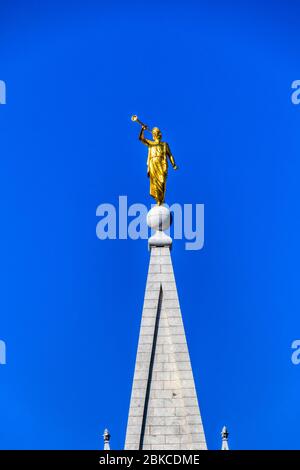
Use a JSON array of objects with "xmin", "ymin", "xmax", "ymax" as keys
[{"xmin": 131, "ymin": 115, "xmax": 150, "ymax": 130}]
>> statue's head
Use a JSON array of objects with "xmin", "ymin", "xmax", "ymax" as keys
[{"xmin": 152, "ymin": 127, "xmax": 162, "ymax": 142}]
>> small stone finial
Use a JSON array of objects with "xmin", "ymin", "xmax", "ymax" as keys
[
  {"xmin": 221, "ymin": 426, "xmax": 229, "ymax": 450},
  {"xmin": 147, "ymin": 205, "xmax": 172, "ymax": 248},
  {"xmin": 103, "ymin": 428, "xmax": 111, "ymax": 450}
]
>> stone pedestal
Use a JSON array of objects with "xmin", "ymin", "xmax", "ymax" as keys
[{"xmin": 124, "ymin": 206, "xmax": 207, "ymax": 450}]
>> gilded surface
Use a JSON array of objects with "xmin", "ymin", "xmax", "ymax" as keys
[{"xmin": 132, "ymin": 117, "xmax": 178, "ymax": 205}]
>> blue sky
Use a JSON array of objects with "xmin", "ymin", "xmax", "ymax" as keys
[{"xmin": 0, "ymin": 0, "xmax": 300, "ymax": 450}]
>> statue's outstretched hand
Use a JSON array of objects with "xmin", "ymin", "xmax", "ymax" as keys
[{"xmin": 173, "ymin": 165, "xmax": 179, "ymax": 170}]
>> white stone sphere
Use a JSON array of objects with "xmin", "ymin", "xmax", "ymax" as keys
[{"xmin": 147, "ymin": 205, "xmax": 172, "ymax": 231}]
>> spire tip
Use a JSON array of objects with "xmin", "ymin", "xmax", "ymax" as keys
[
  {"xmin": 103, "ymin": 428, "xmax": 111, "ymax": 450},
  {"xmin": 221, "ymin": 425, "xmax": 229, "ymax": 450}
]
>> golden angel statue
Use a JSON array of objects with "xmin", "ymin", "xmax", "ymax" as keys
[{"xmin": 131, "ymin": 115, "xmax": 178, "ymax": 205}]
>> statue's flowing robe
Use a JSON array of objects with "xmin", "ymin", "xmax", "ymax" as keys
[{"xmin": 144, "ymin": 141, "xmax": 170, "ymax": 205}]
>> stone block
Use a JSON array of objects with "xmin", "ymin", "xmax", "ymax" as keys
[
  {"xmin": 163, "ymin": 362, "xmax": 177, "ymax": 372},
  {"xmin": 175, "ymin": 407, "xmax": 187, "ymax": 417},
  {"xmin": 181, "ymin": 379, "xmax": 195, "ymax": 389},
  {"xmin": 177, "ymin": 369, "xmax": 194, "ymax": 380},
  {"xmin": 182, "ymin": 388, "xmax": 197, "ymax": 398},
  {"xmin": 152, "ymin": 407, "xmax": 176, "ymax": 417},
  {"xmin": 167, "ymin": 316, "xmax": 183, "ymax": 326},
  {"xmin": 185, "ymin": 406, "xmax": 201, "ymax": 416},
  {"xmin": 174, "ymin": 352, "xmax": 190, "ymax": 363},
  {"xmin": 145, "ymin": 416, "xmax": 165, "ymax": 426},
  {"xmin": 148, "ymin": 264, "xmax": 161, "ymax": 274},
  {"xmin": 150, "ymin": 381, "xmax": 164, "ymax": 390},
  {"xmin": 172, "ymin": 344, "xmax": 188, "ymax": 354},
  {"xmin": 141, "ymin": 317, "xmax": 156, "ymax": 327},
  {"xmin": 137, "ymin": 342, "xmax": 152, "ymax": 353},
  {"xmin": 159, "ymin": 256, "xmax": 172, "ymax": 266},
  {"xmin": 151, "ymin": 361, "xmax": 163, "ymax": 371},
  {"xmin": 144, "ymin": 290, "xmax": 160, "ymax": 300},
  {"xmin": 125, "ymin": 434, "xmax": 140, "ymax": 444},
  {"xmin": 156, "ymin": 336, "xmax": 169, "ymax": 346},
  {"xmin": 177, "ymin": 361, "xmax": 192, "ymax": 371},
  {"xmin": 165, "ymin": 416, "xmax": 183, "ymax": 426},
  {"xmin": 141, "ymin": 308, "xmax": 158, "ymax": 318},
  {"xmin": 135, "ymin": 358, "xmax": 151, "ymax": 370},
  {"xmin": 163, "ymin": 380, "xmax": 181, "ymax": 390},
  {"xmin": 172, "ymin": 335, "xmax": 187, "ymax": 345},
  {"xmin": 162, "ymin": 344, "xmax": 175, "ymax": 354},
  {"xmin": 152, "ymin": 370, "xmax": 171, "ymax": 381},
  {"xmin": 163, "ymin": 299, "xmax": 181, "ymax": 309},
  {"xmin": 143, "ymin": 434, "xmax": 165, "ymax": 445},
  {"xmin": 148, "ymin": 398, "xmax": 165, "ymax": 408},
  {"xmin": 134, "ymin": 370, "xmax": 149, "ymax": 380},
  {"xmin": 154, "ymin": 344, "xmax": 164, "ymax": 353},
  {"xmin": 143, "ymin": 299, "xmax": 159, "ymax": 310},
  {"xmin": 150, "ymin": 389, "xmax": 173, "ymax": 399},
  {"xmin": 132, "ymin": 379, "xmax": 147, "ymax": 390},
  {"xmin": 181, "ymin": 397, "xmax": 198, "ymax": 408},
  {"xmin": 134, "ymin": 352, "xmax": 151, "ymax": 362},
  {"xmin": 165, "ymin": 435, "xmax": 181, "ymax": 445},
  {"xmin": 127, "ymin": 416, "xmax": 142, "ymax": 426},
  {"xmin": 128, "ymin": 406, "xmax": 143, "ymax": 417},
  {"xmin": 138, "ymin": 335, "xmax": 154, "ymax": 345},
  {"xmin": 169, "ymin": 326, "xmax": 186, "ymax": 336},
  {"xmin": 131, "ymin": 389, "xmax": 146, "ymax": 399},
  {"xmin": 151, "ymin": 425, "xmax": 180, "ymax": 436},
  {"xmin": 162, "ymin": 290, "xmax": 178, "ymax": 300},
  {"xmin": 126, "ymin": 424, "xmax": 142, "ymax": 435},
  {"xmin": 161, "ymin": 282, "xmax": 176, "ymax": 291},
  {"xmin": 163, "ymin": 308, "xmax": 182, "ymax": 318},
  {"xmin": 146, "ymin": 282, "xmax": 161, "ymax": 292},
  {"xmin": 146, "ymin": 273, "xmax": 162, "ymax": 283},
  {"xmin": 161, "ymin": 264, "xmax": 173, "ymax": 273},
  {"xmin": 150, "ymin": 247, "xmax": 161, "ymax": 257},
  {"xmin": 154, "ymin": 353, "xmax": 169, "ymax": 363}
]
